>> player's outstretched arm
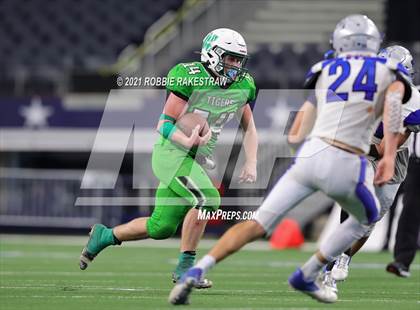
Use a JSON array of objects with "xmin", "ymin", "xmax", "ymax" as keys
[
  {"xmin": 238, "ymin": 104, "xmax": 258, "ymax": 183},
  {"xmin": 287, "ymin": 100, "xmax": 316, "ymax": 145},
  {"xmin": 374, "ymin": 81, "xmax": 405, "ymax": 185}
]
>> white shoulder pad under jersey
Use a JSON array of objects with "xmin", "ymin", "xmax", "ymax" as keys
[{"xmin": 307, "ymin": 55, "xmax": 411, "ymax": 153}]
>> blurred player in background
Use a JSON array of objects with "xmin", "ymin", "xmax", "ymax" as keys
[
  {"xmin": 386, "ymin": 131, "xmax": 420, "ymax": 277},
  {"xmin": 320, "ymin": 45, "xmax": 420, "ymax": 291},
  {"xmin": 79, "ymin": 28, "xmax": 258, "ymax": 288},
  {"xmin": 169, "ymin": 15, "xmax": 411, "ymax": 304}
]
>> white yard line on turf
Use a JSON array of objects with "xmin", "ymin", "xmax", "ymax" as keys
[
  {"xmin": 1, "ymin": 285, "xmax": 419, "ymax": 297},
  {"xmin": 0, "ymin": 234, "xmax": 272, "ymax": 251}
]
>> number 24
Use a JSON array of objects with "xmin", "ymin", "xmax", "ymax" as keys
[{"xmin": 327, "ymin": 59, "xmax": 382, "ymax": 103}]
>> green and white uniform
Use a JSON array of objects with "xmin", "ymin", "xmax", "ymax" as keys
[
  {"xmin": 80, "ymin": 28, "xmax": 255, "ymax": 284},
  {"xmin": 147, "ymin": 61, "xmax": 256, "ymax": 239}
]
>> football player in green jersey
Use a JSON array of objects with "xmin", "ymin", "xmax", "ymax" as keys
[{"xmin": 79, "ymin": 28, "xmax": 258, "ymax": 288}]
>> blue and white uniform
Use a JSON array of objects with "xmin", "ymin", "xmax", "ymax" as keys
[
  {"xmin": 255, "ymin": 53, "xmax": 412, "ymax": 235},
  {"xmin": 366, "ymin": 85, "xmax": 420, "ymax": 227},
  {"xmin": 309, "ymin": 55, "xmax": 410, "ymax": 153}
]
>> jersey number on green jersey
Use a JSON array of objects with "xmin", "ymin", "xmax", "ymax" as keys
[
  {"xmin": 192, "ymin": 108, "xmax": 235, "ymax": 133},
  {"xmin": 182, "ymin": 63, "xmax": 201, "ymax": 75}
]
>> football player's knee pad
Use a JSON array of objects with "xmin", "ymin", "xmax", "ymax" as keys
[{"xmin": 146, "ymin": 219, "xmax": 177, "ymax": 240}]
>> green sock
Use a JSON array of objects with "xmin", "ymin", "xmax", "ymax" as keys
[
  {"xmin": 87, "ymin": 225, "xmax": 120, "ymax": 255},
  {"xmin": 174, "ymin": 251, "xmax": 196, "ymax": 279},
  {"xmin": 102, "ymin": 228, "xmax": 121, "ymax": 246},
  {"xmin": 111, "ymin": 230, "xmax": 122, "ymax": 245}
]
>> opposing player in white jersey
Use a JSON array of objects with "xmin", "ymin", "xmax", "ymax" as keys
[
  {"xmin": 289, "ymin": 45, "xmax": 420, "ymax": 291},
  {"xmin": 169, "ymin": 15, "xmax": 411, "ymax": 304},
  {"xmin": 322, "ymin": 45, "xmax": 420, "ymax": 289}
]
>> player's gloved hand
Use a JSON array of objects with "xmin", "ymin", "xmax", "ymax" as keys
[
  {"xmin": 374, "ymin": 156, "xmax": 395, "ymax": 186},
  {"xmin": 239, "ymin": 160, "xmax": 257, "ymax": 183}
]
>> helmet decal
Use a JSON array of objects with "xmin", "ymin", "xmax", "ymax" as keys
[{"xmin": 203, "ymin": 33, "xmax": 219, "ymax": 51}]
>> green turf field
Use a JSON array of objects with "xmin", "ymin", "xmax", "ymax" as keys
[{"xmin": 0, "ymin": 235, "xmax": 419, "ymax": 310}]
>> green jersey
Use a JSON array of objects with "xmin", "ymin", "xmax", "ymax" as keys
[{"xmin": 163, "ymin": 61, "xmax": 257, "ymax": 156}]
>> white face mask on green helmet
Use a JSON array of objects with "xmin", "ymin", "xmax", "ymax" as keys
[{"xmin": 200, "ymin": 28, "xmax": 249, "ymax": 82}]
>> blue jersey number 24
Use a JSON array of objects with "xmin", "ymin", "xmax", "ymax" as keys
[{"xmin": 327, "ymin": 59, "xmax": 379, "ymax": 103}]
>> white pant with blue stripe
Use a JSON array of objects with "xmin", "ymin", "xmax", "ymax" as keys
[{"xmin": 255, "ymin": 137, "xmax": 380, "ymax": 236}]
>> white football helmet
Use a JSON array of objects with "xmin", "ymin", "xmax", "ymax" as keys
[
  {"xmin": 378, "ymin": 45, "xmax": 415, "ymax": 79},
  {"xmin": 331, "ymin": 15, "xmax": 382, "ymax": 55},
  {"xmin": 200, "ymin": 28, "xmax": 249, "ymax": 82}
]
